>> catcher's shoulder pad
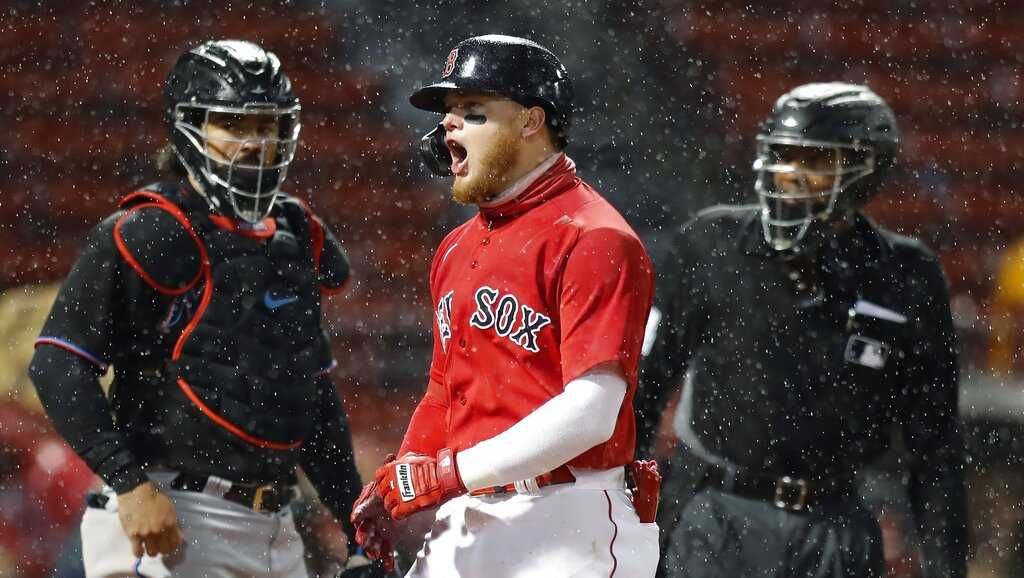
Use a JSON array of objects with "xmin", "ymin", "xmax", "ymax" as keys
[
  {"xmin": 278, "ymin": 195, "xmax": 351, "ymax": 292},
  {"xmin": 113, "ymin": 191, "xmax": 203, "ymax": 295},
  {"xmin": 316, "ymin": 226, "xmax": 351, "ymax": 292}
]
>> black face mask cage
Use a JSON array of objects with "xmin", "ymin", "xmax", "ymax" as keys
[
  {"xmin": 172, "ymin": 102, "xmax": 301, "ymax": 222},
  {"xmin": 753, "ymin": 138, "xmax": 875, "ymax": 252}
]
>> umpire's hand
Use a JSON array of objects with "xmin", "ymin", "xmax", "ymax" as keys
[{"xmin": 117, "ymin": 481, "xmax": 184, "ymax": 557}]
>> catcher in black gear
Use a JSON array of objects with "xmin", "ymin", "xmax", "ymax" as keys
[{"xmin": 30, "ymin": 39, "xmax": 389, "ymax": 578}]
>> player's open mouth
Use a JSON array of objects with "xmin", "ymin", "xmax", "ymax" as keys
[{"xmin": 447, "ymin": 140, "xmax": 469, "ymax": 176}]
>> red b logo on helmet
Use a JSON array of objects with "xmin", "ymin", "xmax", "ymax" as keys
[{"xmin": 442, "ymin": 49, "xmax": 458, "ymax": 78}]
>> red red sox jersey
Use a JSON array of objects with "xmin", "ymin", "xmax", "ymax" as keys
[{"xmin": 399, "ymin": 155, "xmax": 654, "ymax": 470}]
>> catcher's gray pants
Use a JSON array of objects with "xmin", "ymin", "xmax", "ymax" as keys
[
  {"xmin": 81, "ymin": 472, "xmax": 308, "ymax": 578},
  {"xmin": 659, "ymin": 487, "xmax": 884, "ymax": 578}
]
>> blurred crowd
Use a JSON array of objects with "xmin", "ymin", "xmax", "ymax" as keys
[{"xmin": 1, "ymin": 0, "xmax": 1021, "ymax": 576}]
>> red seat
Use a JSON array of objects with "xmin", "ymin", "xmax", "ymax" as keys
[
  {"xmin": 38, "ymin": 179, "xmax": 125, "ymax": 225},
  {"xmin": 289, "ymin": 67, "xmax": 387, "ymax": 109},
  {"xmin": 863, "ymin": 186, "xmax": 948, "ymax": 234},
  {"xmin": 0, "ymin": 238, "xmax": 80, "ymax": 287},
  {"xmin": 904, "ymin": 131, "xmax": 1024, "ymax": 173},
  {"xmin": 8, "ymin": 116, "xmax": 164, "ymax": 164},
  {"xmin": 674, "ymin": 9, "xmax": 1017, "ymax": 61}
]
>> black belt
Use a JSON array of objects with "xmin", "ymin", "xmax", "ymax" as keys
[
  {"xmin": 170, "ymin": 473, "xmax": 294, "ymax": 513},
  {"xmin": 698, "ymin": 460, "xmax": 853, "ymax": 512}
]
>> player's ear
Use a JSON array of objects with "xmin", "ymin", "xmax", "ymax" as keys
[{"xmin": 521, "ymin": 106, "xmax": 546, "ymax": 138}]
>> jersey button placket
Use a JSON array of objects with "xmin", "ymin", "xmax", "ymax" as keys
[{"xmin": 464, "ymin": 220, "xmax": 490, "ymax": 351}]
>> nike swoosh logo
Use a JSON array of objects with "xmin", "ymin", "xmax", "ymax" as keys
[{"xmin": 264, "ymin": 291, "xmax": 299, "ymax": 310}]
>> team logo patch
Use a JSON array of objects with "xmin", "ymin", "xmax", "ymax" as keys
[
  {"xmin": 844, "ymin": 335, "xmax": 890, "ymax": 369},
  {"xmin": 436, "ymin": 290, "xmax": 454, "ymax": 352},
  {"xmin": 442, "ymin": 48, "xmax": 458, "ymax": 78},
  {"xmin": 469, "ymin": 286, "xmax": 552, "ymax": 353},
  {"xmin": 396, "ymin": 463, "xmax": 416, "ymax": 501}
]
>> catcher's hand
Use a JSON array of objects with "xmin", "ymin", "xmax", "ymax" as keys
[
  {"xmin": 374, "ymin": 449, "xmax": 465, "ymax": 521},
  {"xmin": 117, "ymin": 481, "xmax": 183, "ymax": 557}
]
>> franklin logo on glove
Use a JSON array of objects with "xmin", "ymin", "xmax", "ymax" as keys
[{"xmin": 397, "ymin": 464, "xmax": 416, "ymax": 501}]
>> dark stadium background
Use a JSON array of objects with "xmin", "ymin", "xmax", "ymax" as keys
[{"xmin": 0, "ymin": 1, "xmax": 1020, "ymax": 576}]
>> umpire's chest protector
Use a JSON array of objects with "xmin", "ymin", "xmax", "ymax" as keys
[{"xmin": 114, "ymin": 189, "xmax": 332, "ymax": 451}]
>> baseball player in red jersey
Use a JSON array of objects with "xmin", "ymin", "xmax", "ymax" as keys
[{"xmin": 350, "ymin": 35, "xmax": 660, "ymax": 577}]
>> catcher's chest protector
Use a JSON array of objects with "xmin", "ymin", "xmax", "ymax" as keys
[{"xmin": 116, "ymin": 189, "xmax": 326, "ymax": 451}]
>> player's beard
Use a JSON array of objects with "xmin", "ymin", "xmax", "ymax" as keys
[{"xmin": 451, "ymin": 125, "xmax": 518, "ymax": 205}]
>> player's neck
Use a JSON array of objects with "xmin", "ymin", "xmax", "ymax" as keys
[
  {"xmin": 478, "ymin": 151, "xmax": 562, "ymax": 209},
  {"xmin": 509, "ymin": 138, "xmax": 557, "ymax": 182}
]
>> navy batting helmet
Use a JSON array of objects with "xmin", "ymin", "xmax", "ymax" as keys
[{"xmin": 411, "ymin": 35, "xmax": 573, "ymax": 175}]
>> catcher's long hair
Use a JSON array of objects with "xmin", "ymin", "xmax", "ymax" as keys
[{"xmin": 155, "ymin": 143, "xmax": 188, "ymax": 178}]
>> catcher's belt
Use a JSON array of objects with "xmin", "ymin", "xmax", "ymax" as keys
[{"xmin": 170, "ymin": 472, "xmax": 296, "ymax": 513}]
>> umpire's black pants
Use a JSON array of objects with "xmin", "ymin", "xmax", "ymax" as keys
[{"xmin": 659, "ymin": 487, "xmax": 884, "ymax": 578}]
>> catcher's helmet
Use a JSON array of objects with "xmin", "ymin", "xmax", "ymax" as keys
[
  {"xmin": 411, "ymin": 35, "xmax": 573, "ymax": 175},
  {"xmin": 753, "ymin": 82, "xmax": 899, "ymax": 252},
  {"xmin": 164, "ymin": 39, "xmax": 300, "ymax": 222}
]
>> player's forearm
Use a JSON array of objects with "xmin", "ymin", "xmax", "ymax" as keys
[
  {"xmin": 299, "ymin": 375, "xmax": 363, "ymax": 536},
  {"xmin": 398, "ymin": 385, "xmax": 449, "ymax": 456},
  {"xmin": 29, "ymin": 346, "xmax": 147, "ymax": 493},
  {"xmin": 456, "ymin": 366, "xmax": 626, "ymax": 490}
]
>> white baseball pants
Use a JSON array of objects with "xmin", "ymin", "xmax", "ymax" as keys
[{"xmin": 405, "ymin": 467, "xmax": 659, "ymax": 578}]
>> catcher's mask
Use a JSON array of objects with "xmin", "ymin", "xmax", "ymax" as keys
[
  {"xmin": 173, "ymin": 102, "xmax": 300, "ymax": 222},
  {"xmin": 753, "ymin": 139, "xmax": 875, "ymax": 252},
  {"xmin": 165, "ymin": 39, "xmax": 301, "ymax": 222}
]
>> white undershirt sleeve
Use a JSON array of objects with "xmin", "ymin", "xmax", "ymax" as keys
[{"xmin": 455, "ymin": 364, "xmax": 627, "ymax": 491}]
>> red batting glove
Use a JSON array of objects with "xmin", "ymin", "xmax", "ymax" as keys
[
  {"xmin": 374, "ymin": 448, "xmax": 465, "ymax": 520},
  {"xmin": 351, "ymin": 456, "xmax": 397, "ymax": 572}
]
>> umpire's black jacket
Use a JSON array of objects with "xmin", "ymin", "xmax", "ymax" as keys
[{"xmin": 637, "ymin": 204, "xmax": 966, "ymax": 578}]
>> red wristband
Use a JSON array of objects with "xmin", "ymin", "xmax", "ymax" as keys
[{"xmin": 436, "ymin": 448, "xmax": 465, "ymax": 494}]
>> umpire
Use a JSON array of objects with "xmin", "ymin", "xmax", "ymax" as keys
[
  {"xmin": 637, "ymin": 83, "xmax": 966, "ymax": 578},
  {"xmin": 29, "ymin": 40, "xmax": 370, "ymax": 577}
]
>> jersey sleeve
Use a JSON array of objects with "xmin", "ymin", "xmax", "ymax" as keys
[
  {"xmin": 899, "ymin": 246, "xmax": 967, "ymax": 578},
  {"xmin": 558, "ymin": 227, "xmax": 654, "ymax": 385},
  {"xmin": 36, "ymin": 214, "xmax": 123, "ymax": 370},
  {"xmin": 299, "ymin": 374, "xmax": 362, "ymax": 539},
  {"xmin": 31, "ymin": 214, "xmax": 150, "ymax": 493},
  {"xmin": 397, "ymin": 377, "xmax": 449, "ymax": 457},
  {"xmin": 635, "ymin": 220, "xmax": 704, "ymax": 455}
]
